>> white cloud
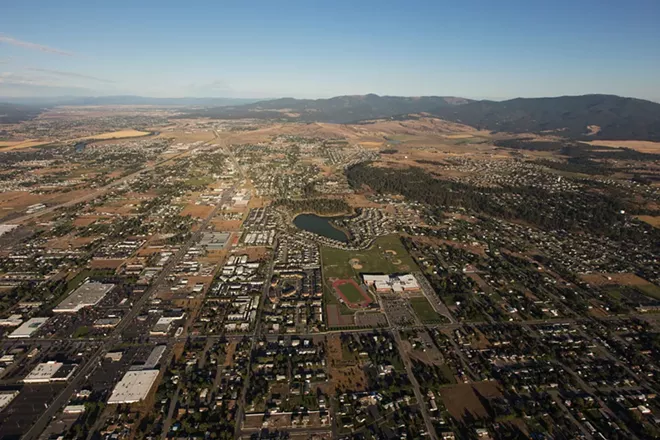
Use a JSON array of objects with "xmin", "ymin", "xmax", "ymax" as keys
[
  {"xmin": 0, "ymin": 34, "xmax": 74, "ymax": 56},
  {"xmin": 28, "ymin": 68, "xmax": 114, "ymax": 83}
]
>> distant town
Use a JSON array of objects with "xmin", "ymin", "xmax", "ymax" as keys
[{"xmin": 0, "ymin": 101, "xmax": 658, "ymax": 440}]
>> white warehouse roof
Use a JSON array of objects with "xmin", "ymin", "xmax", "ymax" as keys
[
  {"xmin": 107, "ymin": 370, "xmax": 159, "ymax": 404},
  {"xmin": 53, "ymin": 281, "xmax": 115, "ymax": 313},
  {"xmin": 8, "ymin": 317, "xmax": 49, "ymax": 338}
]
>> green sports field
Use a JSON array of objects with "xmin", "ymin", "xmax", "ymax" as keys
[
  {"xmin": 321, "ymin": 234, "xmax": 418, "ymax": 284},
  {"xmin": 338, "ymin": 282, "xmax": 366, "ymax": 303}
]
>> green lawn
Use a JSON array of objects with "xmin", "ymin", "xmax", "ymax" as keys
[
  {"xmin": 636, "ymin": 283, "xmax": 660, "ymax": 301},
  {"xmin": 409, "ymin": 296, "xmax": 445, "ymax": 323},
  {"xmin": 338, "ymin": 282, "xmax": 366, "ymax": 303},
  {"xmin": 321, "ymin": 234, "xmax": 418, "ymax": 283}
]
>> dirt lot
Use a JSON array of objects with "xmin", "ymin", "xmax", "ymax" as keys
[
  {"xmin": 586, "ymin": 140, "xmax": 660, "ymax": 153},
  {"xmin": 440, "ymin": 381, "xmax": 502, "ymax": 421},
  {"xmin": 181, "ymin": 204, "xmax": 214, "ymax": 218},
  {"xmin": 90, "ymin": 259, "xmax": 125, "ymax": 270},
  {"xmin": 73, "ymin": 215, "xmax": 104, "ymax": 227},
  {"xmin": 211, "ymin": 219, "xmax": 243, "ymax": 231},
  {"xmin": 80, "ymin": 129, "xmax": 151, "ymax": 140},
  {"xmin": 580, "ymin": 273, "xmax": 655, "ymax": 287},
  {"xmin": 325, "ymin": 304, "xmax": 354, "ymax": 328},
  {"xmin": 636, "ymin": 215, "xmax": 660, "ymax": 228},
  {"xmin": 233, "ymin": 246, "xmax": 270, "ymax": 261},
  {"xmin": 327, "ymin": 336, "xmax": 368, "ymax": 393},
  {"xmin": 46, "ymin": 235, "xmax": 98, "ymax": 250}
]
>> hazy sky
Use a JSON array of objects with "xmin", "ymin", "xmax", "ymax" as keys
[{"xmin": 1, "ymin": 0, "xmax": 659, "ymax": 100}]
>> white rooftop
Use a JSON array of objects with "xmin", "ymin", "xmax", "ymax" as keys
[
  {"xmin": 53, "ymin": 281, "xmax": 115, "ymax": 313},
  {"xmin": 0, "ymin": 314, "xmax": 23, "ymax": 327},
  {"xmin": 107, "ymin": 370, "xmax": 159, "ymax": 404},
  {"xmin": 8, "ymin": 317, "xmax": 49, "ymax": 338},
  {"xmin": 23, "ymin": 361, "xmax": 76, "ymax": 383},
  {"xmin": 0, "ymin": 391, "xmax": 19, "ymax": 412}
]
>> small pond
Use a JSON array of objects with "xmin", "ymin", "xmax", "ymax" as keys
[{"xmin": 293, "ymin": 214, "xmax": 349, "ymax": 242}]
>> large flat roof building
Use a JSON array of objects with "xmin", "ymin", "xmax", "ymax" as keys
[
  {"xmin": 0, "ymin": 391, "xmax": 19, "ymax": 412},
  {"xmin": 8, "ymin": 317, "xmax": 49, "ymax": 338},
  {"xmin": 23, "ymin": 361, "xmax": 77, "ymax": 383},
  {"xmin": 107, "ymin": 370, "xmax": 159, "ymax": 404},
  {"xmin": 363, "ymin": 274, "xmax": 420, "ymax": 293},
  {"xmin": 53, "ymin": 281, "xmax": 115, "ymax": 313}
]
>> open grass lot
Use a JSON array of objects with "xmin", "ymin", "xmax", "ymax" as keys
[
  {"xmin": 409, "ymin": 296, "xmax": 444, "ymax": 323},
  {"xmin": 321, "ymin": 234, "xmax": 417, "ymax": 284}
]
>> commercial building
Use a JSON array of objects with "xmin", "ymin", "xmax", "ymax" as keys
[
  {"xmin": 23, "ymin": 361, "xmax": 77, "ymax": 383},
  {"xmin": 107, "ymin": 370, "xmax": 159, "ymax": 404},
  {"xmin": 0, "ymin": 314, "xmax": 23, "ymax": 327},
  {"xmin": 53, "ymin": 281, "xmax": 115, "ymax": 313},
  {"xmin": 131, "ymin": 345, "xmax": 166, "ymax": 370},
  {"xmin": 8, "ymin": 317, "xmax": 49, "ymax": 338},
  {"xmin": 200, "ymin": 232, "xmax": 231, "ymax": 250},
  {"xmin": 363, "ymin": 274, "xmax": 420, "ymax": 293},
  {"xmin": 0, "ymin": 391, "xmax": 19, "ymax": 412},
  {"xmin": 0, "ymin": 224, "xmax": 18, "ymax": 237}
]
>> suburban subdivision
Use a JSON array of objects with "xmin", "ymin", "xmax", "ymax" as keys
[{"xmin": 0, "ymin": 94, "xmax": 659, "ymax": 440}]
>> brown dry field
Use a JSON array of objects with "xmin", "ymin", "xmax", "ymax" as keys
[
  {"xmin": 94, "ymin": 200, "xmax": 140, "ymax": 216},
  {"xmin": 201, "ymin": 249, "xmax": 229, "ymax": 265},
  {"xmin": 636, "ymin": 215, "xmax": 660, "ymax": 228},
  {"xmin": 157, "ymin": 130, "xmax": 216, "ymax": 143},
  {"xmin": 402, "ymin": 340, "xmax": 444, "ymax": 365},
  {"xmin": 0, "ymin": 191, "xmax": 48, "ymax": 208},
  {"xmin": 440, "ymin": 381, "xmax": 502, "ymax": 421},
  {"xmin": 233, "ymin": 246, "xmax": 270, "ymax": 261},
  {"xmin": 210, "ymin": 219, "xmax": 242, "ymax": 231},
  {"xmin": 79, "ymin": 129, "xmax": 151, "ymax": 140},
  {"xmin": 344, "ymin": 193, "xmax": 382, "ymax": 208},
  {"xmin": 224, "ymin": 341, "xmax": 237, "ymax": 367},
  {"xmin": 181, "ymin": 204, "xmax": 214, "ymax": 218},
  {"xmin": 580, "ymin": 273, "xmax": 655, "ymax": 287},
  {"xmin": 586, "ymin": 140, "xmax": 660, "ymax": 153},
  {"xmin": 326, "ymin": 336, "xmax": 368, "ymax": 393},
  {"xmin": 73, "ymin": 216, "xmax": 103, "ymax": 227},
  {"xmin": 90, "ymin": 258, "xmax": 125, "ymax": 269},
  {"xmin": 46, "ymin": 235, "xmax": 98, "ymax": 250},
  {"xmin": 0, "ymin": 129, "xmax": 151, "ymax": 152},
  {"xmin": 0, "ymin": 140, "xmax": 51, "ymax": 151},
  {"xmin": 207, "ymin": 117, "xmax": 486, "ymax": 147}
]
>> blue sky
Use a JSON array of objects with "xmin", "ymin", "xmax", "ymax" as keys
[{"xmin": 1, "ymin": 0, "xmax": 659, "ymax": 100}]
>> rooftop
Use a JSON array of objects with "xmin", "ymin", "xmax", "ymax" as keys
[
  {"xmin": 107, "ymin": 370, "xmax": 160, "ymax": 404},
  {"xmin": 53, "ymin": 281, "xmax": 115, "ymax": 313}
]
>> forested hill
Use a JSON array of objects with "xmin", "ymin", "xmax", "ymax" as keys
[
  {"xmin": 0, "ymin": 102, "xmax": 44, "ymax": 124},
  {"xmin": 183, "ymin": 94, "xmax": 472, "ymax": 124},
  {"xmin": 429, "ymin": 94, "xmax": 660, "ymax": 141},
  {"xmin": 185, "ymin": 93, "xmax": 660, "ymax": 141}
]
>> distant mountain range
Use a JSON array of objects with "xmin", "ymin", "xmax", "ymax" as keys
[
  {"xmin": 187, "ymin": 93, "xmax": 660, "ymax": 141},
  {"xmin": 429, "ymin": 95, "xmax": 660, "ymax": 141},
  {"xmin": 0, "ymin": 102, "xmax": 44, "ymax": 124},
  {"xmin": 0, "ymin": 95, "xmax": 261, "ymax": 107},
  {"xmin": 185, "ymin": 94, "xmax": 472, "ymax": 124},
  {"xmin": 3, "ymin": 93, "xmax": 660, "ymax": 141}
]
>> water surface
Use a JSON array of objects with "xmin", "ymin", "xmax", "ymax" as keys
[{"xmin": 293, "ymin": 214, "xmax": 349, "ymax": 242}]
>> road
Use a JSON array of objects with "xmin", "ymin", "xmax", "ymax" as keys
[{"xmin": 228, "ymin": 132, "xmax": 277, "ymax": 437}]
